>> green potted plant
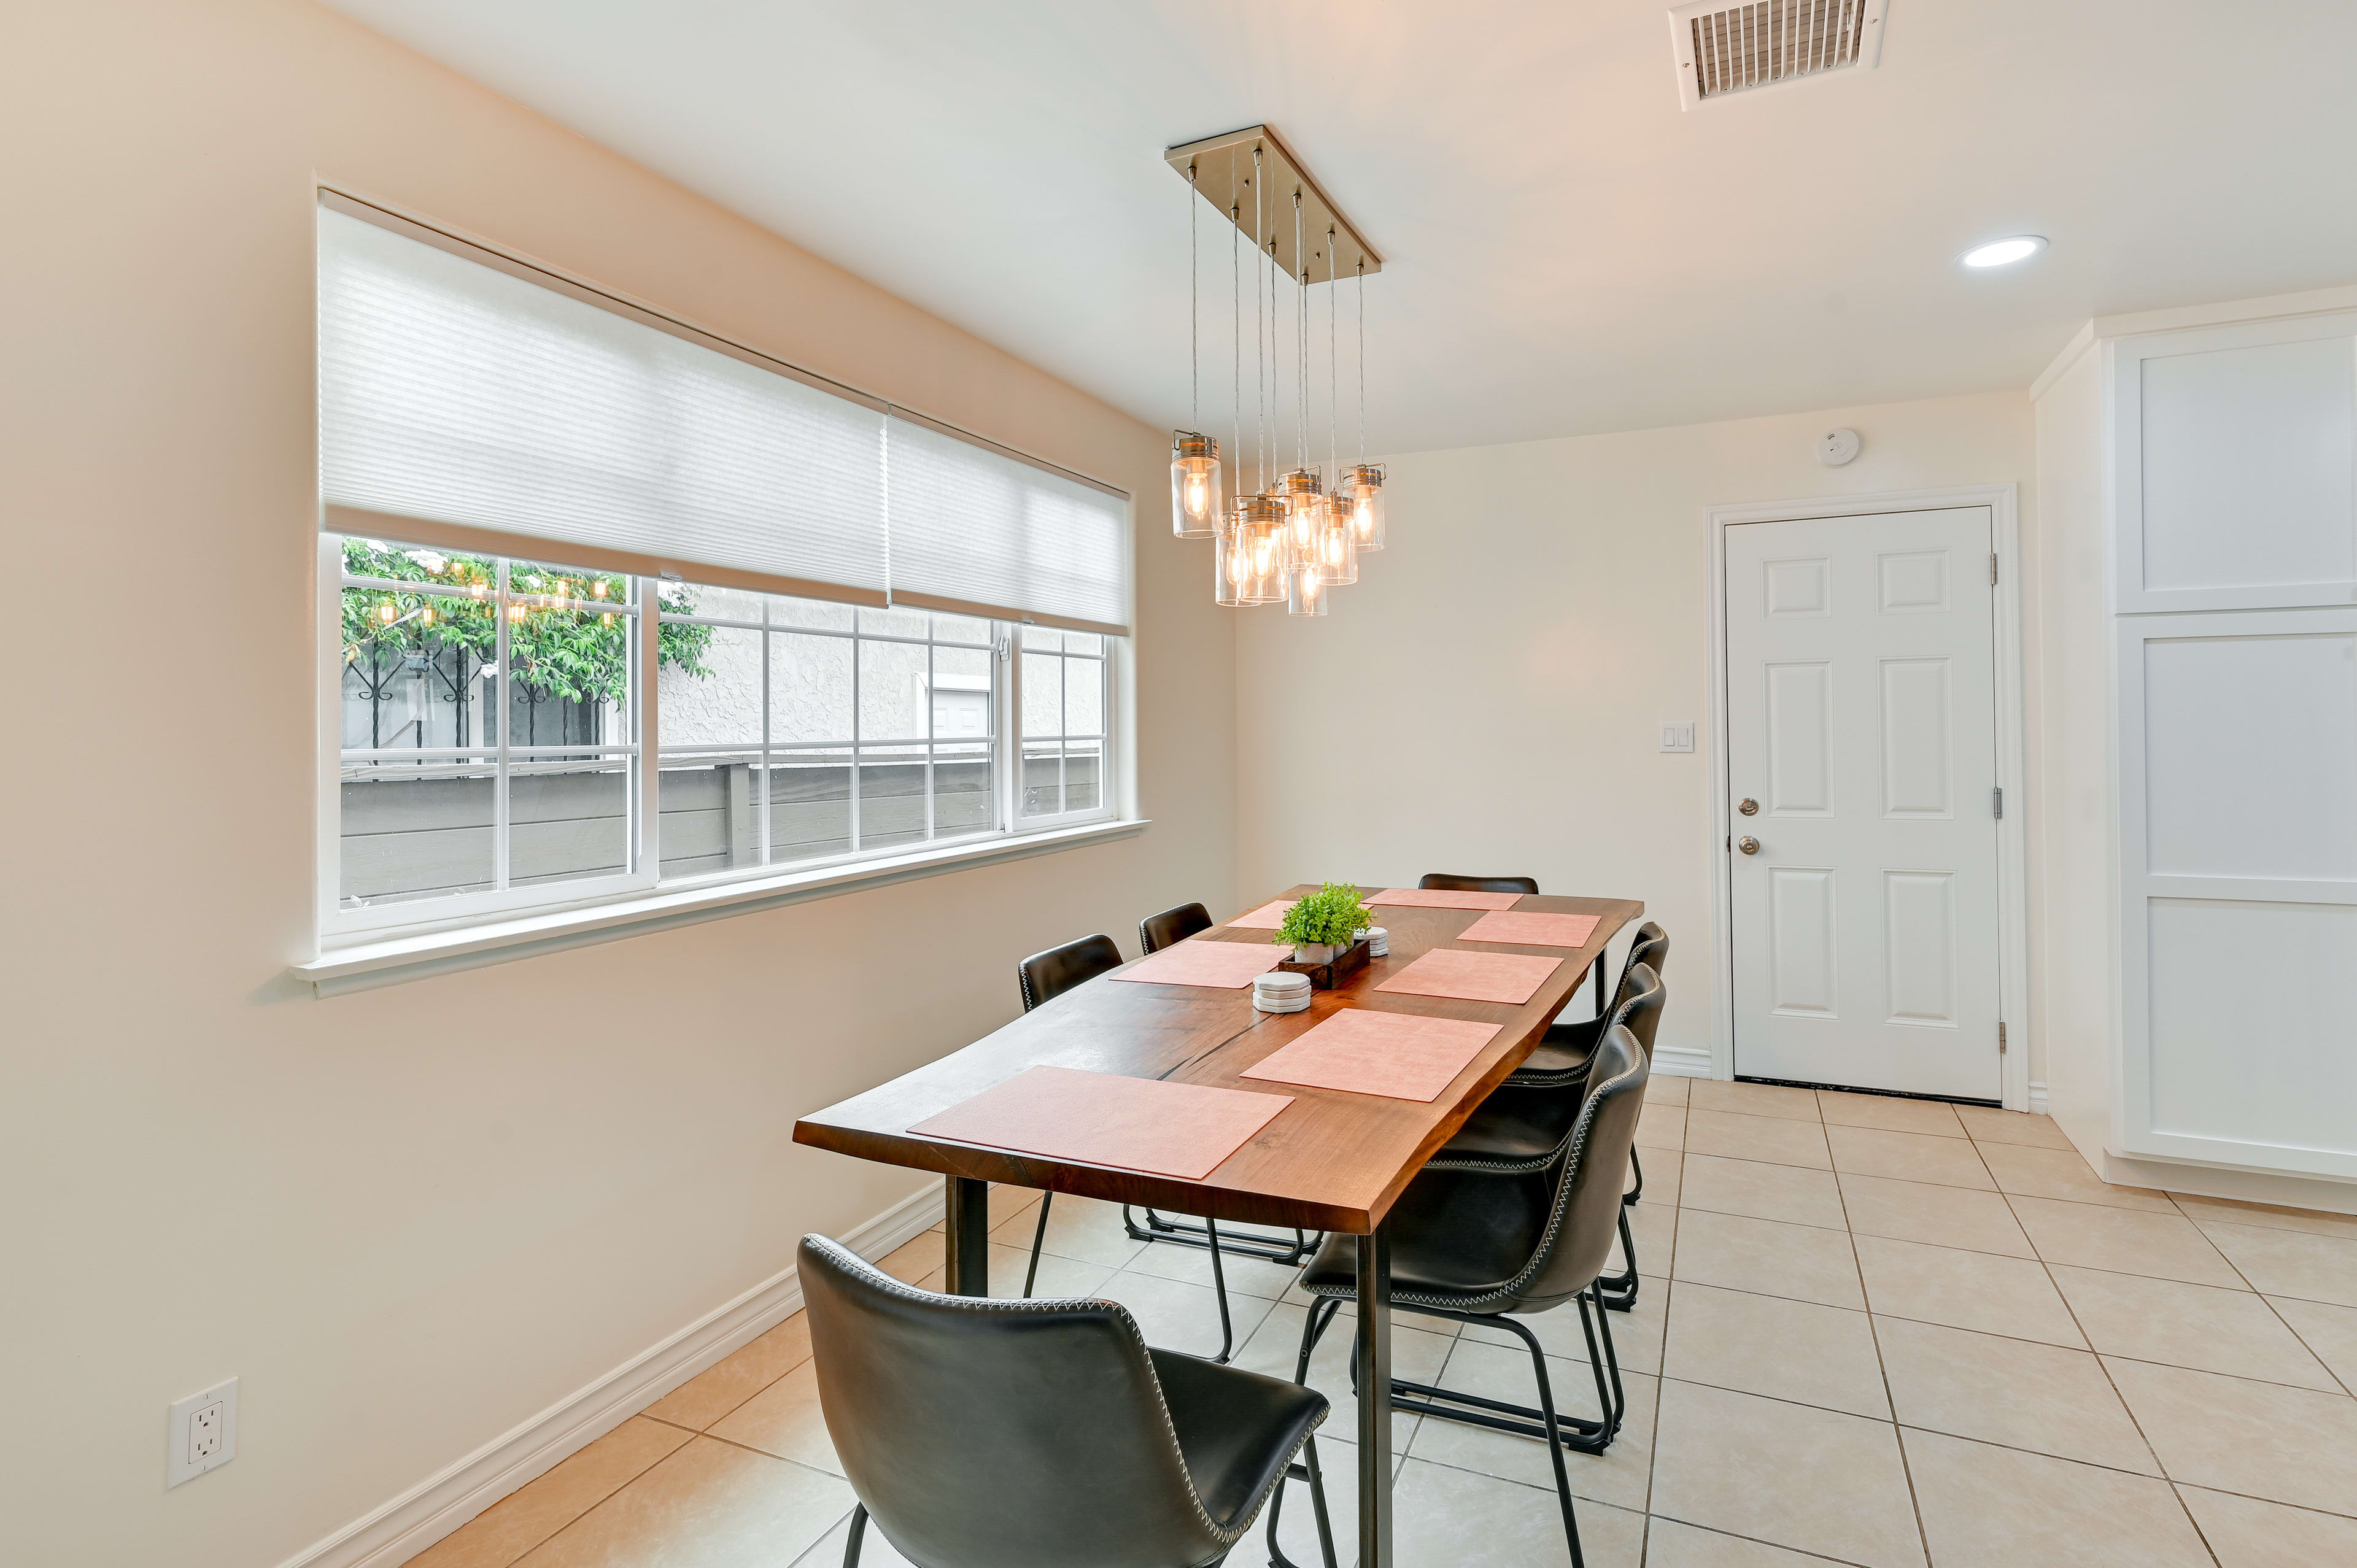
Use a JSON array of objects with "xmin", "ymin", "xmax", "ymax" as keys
[{"xmin": 1274, "ymin": 882, "xmax": 1376, "ymax": 965}]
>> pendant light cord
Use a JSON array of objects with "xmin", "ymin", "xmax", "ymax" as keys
[
  {"xmin": 1253, "ymin": 146, "xmax": 1265, "ymax": 497},
  {"xmin": 1357, "ymin": 261, "xmax": 1367, "ymax": 463},
  {"xmin": 1328, "ymin": 228, "xmax": 1337, "ymax": 481},
  {"xmin": 1188, "ymin": 162, "xmax": 1198, "ymax": 433},
  {"xmin": 1230, "ymin": 163, "xmax": 1240, "ymax": 504}
]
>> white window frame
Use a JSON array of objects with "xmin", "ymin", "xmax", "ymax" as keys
[{"xmin": 317, "ymin": 536, "xmax": 1123, "ymax": 950}]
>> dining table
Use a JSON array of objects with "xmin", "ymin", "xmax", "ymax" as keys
[{"xmin": 792, "ymin": 884, "xmax": 1643, "ymax": 1568}]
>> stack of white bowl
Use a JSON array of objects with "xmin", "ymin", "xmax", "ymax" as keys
[{"xmin": 1253, "ymin": 970, "xmax": 1313, "ymax": 1014}]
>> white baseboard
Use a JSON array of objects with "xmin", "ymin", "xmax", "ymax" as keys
[
  {"xmin": 275, "ymin": 1180, "xmax": 945, "ymax": 1568},
  {"xmin": 1651, "ymin": 1044, "xmax": 1713, "ymax": 1079},
  {"xmin": 2028, "ymin": 1080, "xmax": 2050, "ymax": 1115}
]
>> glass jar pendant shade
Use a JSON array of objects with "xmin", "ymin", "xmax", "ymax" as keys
[
  {"xmin": 1278, "ymin": 469, "xmax": 1322, "ymax": 552},
  {"xmin": 1235, "ymin": 493, "xmax": 1287, "ymax": 604},
  {"xmin": 1340, "ymin": 464, "xmax": 1385, "ymax": 551},
  {"xmin": 1169, "ymin": 432, "xmax": 1223, "ymax": 538},
  {"xmin": 1286, "ymin": 558, "xmax": 1330, "ymax": 617},
  {"xmin": 1316, "ymin": 501, "xmax": 1358, "ymax": 585}
]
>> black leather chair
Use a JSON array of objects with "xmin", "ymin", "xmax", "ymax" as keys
[
  {"xmin": 1137, "ymin": 901, "xmax": 1213, "ymax": 954},
  {"xmin": 1292, "ymin": 1026, "xmax": 1650, "ymax": 1568},
  {"xmin": 799, "ymin": 1235, "xmax": 1339, "ymax": 1568},
  {"xmin": 1013, "ymin": 934, "xmax": 1243, "ymax": 1359},
  {"xmin": 1128, "ymin": 902, "xmax": 1322, "ymax": 1304},
  {"xmin": 1418, "ymin": 872, "xmax": 1541, "ymax": 895}
]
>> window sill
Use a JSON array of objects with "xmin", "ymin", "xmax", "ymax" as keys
[{"xmin": 296, "ymin": 818, "xmax": 1149, "ymax": 997}]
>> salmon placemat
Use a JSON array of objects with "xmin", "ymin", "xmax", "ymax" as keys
[
  {"xmin": 1457, "ymin": 911, "xmax": 1601, "ymax": 949},
  {"xmin": 1242, "ymin": 1010, "xmax": 1504, "ymax": 1102},
  {"xmin": 1374, "ymin": 948, "xmax": 1564, "ymax": 1005},
  {"xmin": 1369, "ymin": 887, "xmax": 1525, "ymax": 911},
  {"xmin": 1110, "ymin": 940, "xmax": 1285, "ymax": 989},
  {"xmin": 1225, "ymin": 900, "xmax": 1297, "ymax": 929},
  {"xmin": 907, "ymin": 1066, "xmax": 1293, "ymax": 1180}
]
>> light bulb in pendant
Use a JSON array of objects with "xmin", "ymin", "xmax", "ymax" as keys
[
  {"xmin": 1169, "ymin": 433, "xmax": 1223, "ymax": 538},
  {"xmin": 1341, "ymin": 464, "xmax": 1386, "ymax": 552}
]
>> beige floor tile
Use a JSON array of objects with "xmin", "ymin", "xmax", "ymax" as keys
[
  {"xmin": 2173, "ymin": 1194, "xmax": 2357, "ymax": 1242},
  {"xmin": 2175, "ymin": 1484, "xmax": 2357, "ymax": 1568},
  {"xmin": 1975, "ymin": 1141, "xmax": 2175, "ymax": 1211},
  {"xmin": 977, "ymin": 1240, "xmax": 1114, "ymax": 1302},
  {"xmin": 987, "ymin": 1191, "xmax": 1145, "ymax": 1270},
  {"xmin": 1229, "ymin": 1297, "xmax": 1446, "ymax": 1448},
  {"xmin": 1952, "ymin": 1105, "xmax": 2074, "ymax": 1149},
  {"xmin": 1102, "ymin": 1266, "xmax": 1277, "ymax": 1361},
  {"xmin": 706, "ymin": 1361, "xmax": 838, "ymax": 1475},
  {"xmin": 1824, "ymin": 1125, "xmax": 1994, "ymax": 1190},
  {"xmin": 1393, "ymin": 1461, "xmax": 1644, "ymax": 1568},
  {"xmin": 1902, "ymin": 1427, "xmax": 2211, "ymax": 1568},
  {"xmin": 1679, "ymin": 1154, "xmax": 1848, "ymax": 1230},
  {"xmin": 1641, "ymin": 1517, "xmax": 1851, "ymax": 1566},
  {"xmin": 2009, "ymin": 1195, "xmax": 2245, "ymax": 1288},
  {"xmin": 2049, "ymin": 1266, "xmax": 2337, "ymax": 1389},
  {"xmin": 1116, "ymin": 1232, "xmax": 1304, "ymax": 1300},
  {"xmin": 1649, "ymin": 1380, "xmax": 1924, "ymax": 1568},
  {"xmin": 870, "ymin": 1233, "xmax": 943, "ymax": 1286},
  {"xmin": 1684, "ymin": 1110, "xmax": 1832, "ymax": 1170},
  {"xmin": 1852, "ymin": 1234, "xmax": 2085, "ymax": 1347},
  {"xmin": 2268, "ymin": 1296, "xmax": 2357, "ymax": 1391},
  {"xmin": 643, "ymin": 1314, "xmax": 813, "ymax": 1431},
  {"xmin": 1636, "ymin": 1102, "xmax": 1687, "ymax": 1151},
  {"xmin": 1836, "ymin": 1174, "xmax": 2034, "ymax": 1258},
  {"xmin": 1817, "ymin": 1091, "xmax": 1966, "ymax": 1138},
  {"xmin": 525, "ymin": 1435, "xmax": 853, "ymax": 1568},
  {"xmin": 1635, "ymin": 1145, "xmax": 1681, "ymax": 1207},
  {"xmin": 2105, "ymin": 1357, "xmax": 2357, "ymax": 1516},
  {"xmin": 1406, "ymin": 1344, "xmax": 1656, "ymax": 1512},
  {"xmin": 1873, "ymin": 1316, "xmax": 2156, "ymax": 1472},
  {"xmin": 1461, "ymin": 1277, "xmax": 1669, "ymax": 1377},
  {"xmin": 1611, "ymin": 1195, "xmax": 1678, "ymax": 1291},
  {"xmin": 2199, "ymin": 1221, "xmax": 2357, "ymax": 1308},
  {"xmin": 1688, "ymin": 1080, "xmax": 1822, "ymax": 1122},
  {"xmin": 789, "ymin": 1510, "xmax": 915, "ymax": 1567},
  {"xmin": 985, "ymin": 1181, "xmax": 1042, "ymax": 1227},
  {"xmin": 1648, "ymin": 1073, "xmax": 1692, "ymax": 1107},
  {"xmin": 1663, "ymin": 1283, "xmax": 1887, "ymax": 1418},
  {"xmin": 413, "ymin": 1418, "xmax": 694, "ymax": 1568},
  {"xmin": 1669, "ymin": 1209, "xmax": 1863, "ymax": 1309}
]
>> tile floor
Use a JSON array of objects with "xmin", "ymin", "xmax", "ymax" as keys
[{"xmin": 410, "ymin": 1079, "xmax": 2357, "ymax": 1567}]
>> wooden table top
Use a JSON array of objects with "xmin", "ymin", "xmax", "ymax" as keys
[{"xmin": 792, "ymin": 887, "xmax": 1644, "ymax": 1234}]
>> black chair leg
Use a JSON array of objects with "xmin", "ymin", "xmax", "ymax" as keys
[
  {"xmin": 1595, "ymin": 1206, "xmax": 1641, "ymax": 1313},
  {"xmin": 1022, "ymin": 1192, "xmax": 1054, "ymax": 1298},
  {"xmin": 842, "ymin": 1502, "xmax": 868, "ymax": 1566},
  {"xmin": 1261, "ymin": 1435, "xmax": 1340, "ymax": 1568},
  {"xmin": 1526, "ymin": 1346, "xmax": 1589, "ymax": 1568},
  {"xmin": 1372, "ymin": 1301, "xmax": 1624, "ymax": 1453},
  {"xmin": 1626, "ymin": 1146, "xmax": 1644, "ymax": 1206}
]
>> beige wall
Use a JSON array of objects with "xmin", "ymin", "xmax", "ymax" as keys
[
  {"xmin": 0, "ymin": 3, "xmax": 1233, "ymax": 1564},
  {"xmin": 1233, "ymin": 392, "xmax": 2039, "ymax": 1077}
]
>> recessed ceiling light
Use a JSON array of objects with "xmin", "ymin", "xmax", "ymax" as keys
[{"xmin": 1961, "ymin": 236, "xmax": 2046, "ymax": 269}]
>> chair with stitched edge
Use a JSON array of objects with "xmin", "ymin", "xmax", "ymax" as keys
[
  {"xmin": 1417, "ymin": 872, "xmax": 1541, "ymax": 895},
  {"xmin": 1013, "ymin": 933, "xmax": 1244, "ymax": 1361},
  {"xmin": 1128, "ymin": 902, "xmax": 1324, "ymax": 1293},
  {"xmin": 1428, "ymin": 964, "xmax": 1665, "ymax": 1312},
  {"xmin": 1290, "ymin": 1025, "xmax": 1651, "ymax": 1568},
  {"xmin": 798, "ymin": 1235, "xmax": 1339, "ymax": 1568}
]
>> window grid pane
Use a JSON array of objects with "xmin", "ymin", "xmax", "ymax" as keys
[{"xmin": 1020, "ymin": 644, "xmax": 1105, "ymax": 820}]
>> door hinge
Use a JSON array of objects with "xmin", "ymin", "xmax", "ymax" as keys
[
  {"xmin": 1999, "ymin": 1021, "xmax": 2008, "ymax": 1055},
  {"xmin": 1990, "ymin": 552, "xmax": 1999, "ymax": 586},
  {"xmin": 1992, "ymin": 786, "xmax": 2003, "ymax": 819}
]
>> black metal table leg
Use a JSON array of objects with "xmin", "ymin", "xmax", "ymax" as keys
[
  {"xmin": 1355, "ymin": 1221, "xmax": 1392, "ymax": 1568},
  {"xmin": 943, "ymin": 1175, "xmax": 989, "ymax": 1297}
]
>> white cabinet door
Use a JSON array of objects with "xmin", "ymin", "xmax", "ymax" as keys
[{"xmin": 1725, "ymin": 508, "xmax": 2002, "ymax": 1100}]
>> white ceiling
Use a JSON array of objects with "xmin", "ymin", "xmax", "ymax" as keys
[{"xmin": 323, "ymin": 0, "xmax": 2357, "ymax": 455}]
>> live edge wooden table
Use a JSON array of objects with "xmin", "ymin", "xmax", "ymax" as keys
[{"xmin": 794, "ymin": 886, "xmax": 1642, "ymax": 1568}]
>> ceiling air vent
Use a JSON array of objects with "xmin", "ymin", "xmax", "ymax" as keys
[{"xmin": 1668, "ymin": 0, "xmax": 1887, "ymax": 110}]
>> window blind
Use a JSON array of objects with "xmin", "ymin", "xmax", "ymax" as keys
[
  {"xmin": 886, "ymin": 412, "xmax": 1131, "ymax": 635},
  {"xmin": 318, "ymin": 203, "xmax": 889, "ymax": 603}
]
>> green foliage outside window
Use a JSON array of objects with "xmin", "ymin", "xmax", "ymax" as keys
[{"xmin": 339, "ymin": 538, "xmax": 711, "ymax": 705}]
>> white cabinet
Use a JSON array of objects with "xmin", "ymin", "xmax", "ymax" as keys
[{"xmin": 2107, "ymin": 311, "xmax": 2357, "ymax": 1181}]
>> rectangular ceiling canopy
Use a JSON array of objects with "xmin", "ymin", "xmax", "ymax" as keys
[{"xmin": 1165, "ymin": 125, "xmax": 1382, "ymax": 288}]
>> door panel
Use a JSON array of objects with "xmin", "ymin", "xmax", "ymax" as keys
[{"xmin": 1727, "ymin": 508, "xmax": 2001, "ymax": 1099}]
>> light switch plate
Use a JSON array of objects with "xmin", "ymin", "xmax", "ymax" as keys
[
  {"xmin": 1660, "ymin": 722, "xmax": 1696, "ymax": 752},
  {"xmin": 168, "ymin": 1378, "xmax": 237, "ymax": 1488}
]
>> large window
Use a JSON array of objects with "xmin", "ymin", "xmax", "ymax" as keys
[{"xmin": 317, "ymin": 195, "xmax": 1130, "ymax": 946}]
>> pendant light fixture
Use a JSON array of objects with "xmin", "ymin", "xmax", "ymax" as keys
[
  {"xmin": 1169, "ymin": 162, "xmax": 1223, "ymax": 537},
  {"xmin": 1165, "ymin": 126, "xmax": 1384, "ymax": 613}
]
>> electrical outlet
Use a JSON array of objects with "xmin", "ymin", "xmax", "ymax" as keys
[
  {"xmin": 168, "ymin": 1378, "xmax": 237, "ymax": 1489},
  {"xmin": 1660, "ymin": 722, "xmax": 1696, "ymax": 753}
]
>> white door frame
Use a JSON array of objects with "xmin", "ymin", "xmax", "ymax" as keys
[{"xmin": 1704, "ymin": 484, "xmax": 2032, "ymax": 1111}]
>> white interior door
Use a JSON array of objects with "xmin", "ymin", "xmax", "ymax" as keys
[{"xmin": 1725, "ymin": 508, "xmax": 2002, "ymax": 1100}]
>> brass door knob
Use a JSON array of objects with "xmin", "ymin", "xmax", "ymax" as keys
[
  {"xmin": 1738, "ymin": 798, "xmax": 1759, "ymax": 816},
  {"xmin": 1737, "ymin": 836, "xmax": 1760, "ymax": 855}
]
